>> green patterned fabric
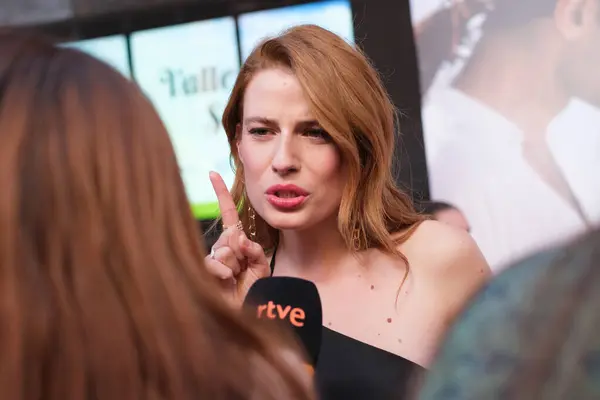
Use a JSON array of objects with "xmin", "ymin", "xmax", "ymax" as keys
[{"xmin": 418, "ymin": 231, "xmax": 600, "ymax": 400}]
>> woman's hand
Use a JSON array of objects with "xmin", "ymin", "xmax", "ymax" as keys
[{"xmin": 204, "ymin": 172, "xmax": 270, "ymax": 306}]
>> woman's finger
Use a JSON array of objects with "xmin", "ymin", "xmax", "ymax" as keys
[
  {"xmin": 209, "ymin": 171, "xmax": 240, "ymax": 228},
  {"xmin": 205, "ymin": 257, "xmax": 235, "ymax": 280},
  {"xmin": 210, "ymin": 226, "xmax": 239, "ymax": 252},
  {"xmin": 212, "ymin": 246, "xmax": 242, "ymax": 276},
  {"xmin": 239, "ymin": 235, "xmax": 268, "ymax": 266},
  {"xmin": 227, "ymin": 229, "xmax": 247, "ymax": 261}
]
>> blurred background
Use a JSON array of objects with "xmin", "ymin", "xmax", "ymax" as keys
[
  {"xmin": 3, "ymin": 0, "xmax": 597, "ymax": 273},
  {"xmin": 0, "ymin": 0, "xmax": 428, "ymax": 251}
]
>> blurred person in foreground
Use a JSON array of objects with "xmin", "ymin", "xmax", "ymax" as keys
[
  {"xmin": 0, "ymin": 30, "xmax": 313, "ymax": 400},
  {"xmin": 415, "ymin": 0, "xmax": 600, "ymax": 272},
  {"xmin": 421, "ymin": 201, "xmax": 470, "ymax": 232},
  {"xmin": 204, "ymin": 24, "xmax": 491, "ymax": 399},
  {"xmin": 416, "ymin": 229, "xmax": 600, "ymax": 399}
]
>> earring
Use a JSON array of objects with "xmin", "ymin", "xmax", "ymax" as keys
[
  {"xmin": 352, "ymin": 228, "xmax": 362, "ymax": 251},
  {"xmin": 247, "ymin": 203, "xmax": 257, "ymax": 240}
]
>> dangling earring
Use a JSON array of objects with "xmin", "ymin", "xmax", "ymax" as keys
[
  {"xmin": 352, "ymin": 227, "xmax": 362, "ymax": 251},
  {"xmin": 248, "ymin": 204, "xmax": 257, "ymax": 240},
  {"xmin": 241, "ymin": 182, "xmax": 256, "ymax": 240}
]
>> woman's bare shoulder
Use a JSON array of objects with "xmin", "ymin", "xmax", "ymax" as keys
[
  {"xmin": 394, "ymin": 220, "xmax": 492, "ymax": 322},
  {"xmin": 393, "ymin": 220, "xmax": 491, "ymax": 304},
  {"xmin": 393, "ymin": 220, "xmax": 490, "ymax": 275}
]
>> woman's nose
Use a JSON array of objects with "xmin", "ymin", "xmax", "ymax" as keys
[{"xmin": 271, "ymin": 134, "xmax": 300, "ymax": 175}]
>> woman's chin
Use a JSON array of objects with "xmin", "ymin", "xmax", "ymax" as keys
[{"xmin": 262, "ymin": 211, "xmax": 310, "ymax": 231}]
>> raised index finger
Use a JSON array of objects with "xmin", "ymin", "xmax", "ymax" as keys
[{"xmin": 209, "ymin": 171, "xmax": 240, "ymax": 227}]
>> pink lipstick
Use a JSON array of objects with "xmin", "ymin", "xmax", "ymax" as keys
[{"xmin": 265, "ymin": 184, "xmax": 310, "ymax": 210}]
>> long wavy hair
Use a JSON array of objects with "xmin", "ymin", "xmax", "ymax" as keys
[
  {"xmin": 222, "ymin": 24, "xmax": 425, "ymax": 264},
  {"xmin": 0, "ymin": 29, "xmax": 313, "ymax": 400}
]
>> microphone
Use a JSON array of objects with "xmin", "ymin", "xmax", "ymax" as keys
[{"xmin": 243, "ymin": 277, "xmax": 322, "ymax": 369}]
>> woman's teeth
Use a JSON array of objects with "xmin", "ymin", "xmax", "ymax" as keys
[{"xmin": 276, "ymin": 191, "xmax": 298, "ymax": 198}]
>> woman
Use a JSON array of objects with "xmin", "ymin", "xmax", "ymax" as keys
[
  {"xmin": 205, "ymin": 24, "xmax": 491, "ymax": 399},
  {"xmin": 0, "ymin": 30, "xmax": 313, "ymax": 400},
  {"xmin": 417, "ymin": 229, "xmax": 600, "ymax": 399}
]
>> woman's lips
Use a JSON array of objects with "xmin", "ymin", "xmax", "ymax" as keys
[
  {"xmin": 265, "ymin": 194, "xmax": 308, "ymax": 210},
  {"xmin": 265, "ymin": 184, "xmax": 310, "ymax": 210},
  {"xmin": 265, "ymin": 184, "xmax": 309, "ymax": 196}
]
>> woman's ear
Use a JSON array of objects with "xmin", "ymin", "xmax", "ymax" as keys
[{"xmin": 236, "ymin": 123, "xmax": 244, "ymax": 164}]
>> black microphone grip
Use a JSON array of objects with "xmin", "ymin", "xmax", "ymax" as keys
[{"xmin": 243, "ymin": 277, "xmax": 323, "ymax": 366}]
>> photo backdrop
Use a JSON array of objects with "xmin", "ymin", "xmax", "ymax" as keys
[{"xmin": 410, "ymin": 0, "xmax": 600, "ymax": 272}]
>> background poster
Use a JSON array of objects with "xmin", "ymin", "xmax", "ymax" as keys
[
  {"xmin": 130, "ymin": 17, "xmax": 239, "ymax": 219},
  {"xmin": 409, "ymin": 0, "xmax": 600, "ymax": 271},
  {"xmin": 238, "ymin": 0, "xmax": 354, "ymax": 61}
]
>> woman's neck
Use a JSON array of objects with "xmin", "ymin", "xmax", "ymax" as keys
[{"xmin": 276, "ymin": 218, "xmax": 350, "ymax": 279}]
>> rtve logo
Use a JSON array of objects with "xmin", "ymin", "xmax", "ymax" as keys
[{"xmin": 257, "ymin": 301, "xmax": 306, "ymax": 327}]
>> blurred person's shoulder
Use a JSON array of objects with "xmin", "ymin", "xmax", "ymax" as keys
[{"xmin": 471, "ymin": 232, "xmax": 596, "ymax": 311}]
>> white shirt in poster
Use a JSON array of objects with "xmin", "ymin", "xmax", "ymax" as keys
[{"xmin": 423, "ymin": 87, "xmax": 600, "ymax": 272}]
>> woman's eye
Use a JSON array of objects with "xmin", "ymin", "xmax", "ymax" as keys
[
  {"xmin": 248, "ymin": 128, "xmax": 270, "ymax": 136},
  {"xmin": 304, "ymin": 128, "xmax": 330, "ymax": 139}
]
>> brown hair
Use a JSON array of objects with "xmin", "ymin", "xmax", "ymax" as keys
[
  {"xmin": 222, "ymin": 24, "xmax": 424, "ymax": 264},
  {"xmin": 0, "ymin": 29, "xmax": 313, "ymax": 400}
]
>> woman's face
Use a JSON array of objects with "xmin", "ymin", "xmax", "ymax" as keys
[{"xmin": 236, "ymin": 68, "xmax": 344, "ymax": 231}]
